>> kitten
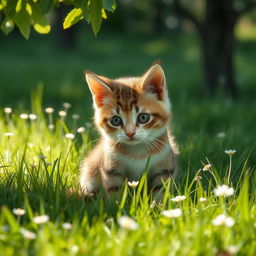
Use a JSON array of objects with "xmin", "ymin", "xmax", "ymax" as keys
[{"xmin": 80, "ymin": 64, "xmax": 178, "ymax": 197}]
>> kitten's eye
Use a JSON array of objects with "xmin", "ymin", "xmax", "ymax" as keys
[
  {"xmin": 137, "ymin": 113, "xmax": 151, "ymax": 124},
  {"xmin": 110, "ymin": 116, "xmax": 123, "ymax": 126}
]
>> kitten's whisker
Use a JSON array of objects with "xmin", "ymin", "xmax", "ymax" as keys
[{"xmin": 152, "ymin": 138, "xmax": 169, "ymax": 148}]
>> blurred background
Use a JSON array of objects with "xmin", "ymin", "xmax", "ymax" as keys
[{"xmin": 0, "ymin": 0, "xmax": 256, "ymax": 165}]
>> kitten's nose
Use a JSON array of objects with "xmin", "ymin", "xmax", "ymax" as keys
[{"xmin": 125, "ymin": 131, "xmax": 135, "ymax": 138}]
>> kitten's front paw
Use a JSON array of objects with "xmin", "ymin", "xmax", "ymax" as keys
[{"xmin": 80, "ymin": 187, "xmax": 98, "ymax": 199}]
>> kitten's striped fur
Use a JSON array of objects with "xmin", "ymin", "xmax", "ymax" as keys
[{"xmin": 80, "ymin": 64, "xmax": 179, "ymax": 197}]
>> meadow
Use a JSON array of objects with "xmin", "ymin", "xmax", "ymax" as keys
[{"xmin": 0, "ymin": 31, "xmax": 256, "ymax": 255}]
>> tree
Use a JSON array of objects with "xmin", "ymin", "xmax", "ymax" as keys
[
  {"xmin": 0, "ymin": 0, "xmax": 116, "ymax": 38},
  {"xmin": 173, "ymin": 0, "xmax": 256, "ymax": 97}
]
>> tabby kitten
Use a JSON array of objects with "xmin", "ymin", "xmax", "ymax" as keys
[{"xmin": 80, "ymin": 64, "xmax": 178, "ymax": 197}]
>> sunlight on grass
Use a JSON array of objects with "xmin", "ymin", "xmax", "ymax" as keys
[{"xmin": 0, "ymin": 91, "xmax": 255, "ymax": 255}]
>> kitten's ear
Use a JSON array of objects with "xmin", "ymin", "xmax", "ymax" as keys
[
  {"xmin": 139, "ymin": 64, "xmax": 166, "ymax": 100},
  {"xmin": 84, "ymin": 72, "xmax": 112, "ymax": 107}
]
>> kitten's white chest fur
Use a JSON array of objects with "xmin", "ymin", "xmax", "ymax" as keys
[{"xmin": 106, "ymin": 143, "xmax": 171, "ymax": 180}]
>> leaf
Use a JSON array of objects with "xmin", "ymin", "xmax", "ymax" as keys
[
  {"xmin": 40, "ymin": 0, "xmax": 54, "ymax": 15},
  {"xmin": 88, "ymin": 0, "xmax": 102, "ymax": 36},
  {"xmin": 102, "ymin": 0, "xmax": 116, "ymax": 12},
  {"xmin": 102, "ymin": 9, "xmax": 107, "ymax": 19},
  {"xmin": 4, "ymin": 0, "xmax": 17, "ymax": 17},
  {"xmin": 14, "ymin": 8, "xmax": 30, "ymax": 39},
  {"xmin": 34, "ymin": 17, "xmax": 51, "ymax": 34},
  {"xmin": 30, "ymin": 2, "xmax": 51, "ymax": 34},
  {"xmin": 16, "ymin": 0, "xmax": 25, "ymax": 12},
  {"xmin": 1, "ymin": 18, "xmax": 15, "ymax": 35},
  {"xmin": 236, "ymin": 174, "xmax": 250, "ymax": 222},
  {"xmin": 63, "ymin": 8, "xmax": 83, "ymax": 29}
]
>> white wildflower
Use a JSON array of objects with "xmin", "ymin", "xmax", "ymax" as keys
[
  {"xmin": 72, "ymin": 114, "xmax": 80, "ymax": 120},
  {"xmin": 20, "ymin": 228, "xmax": 37, "ymax": 240},
  {"xmin": 45, "ymin": 146, "xmax": 50, "ymax": 152},
  {"xmin": 28, "ymin": 143, "xmax": 34, "ymax": 148},
  {"xmin": 194, "ymin": 175, "xmax": 202, "ymax": 182},
  {"xmin": 212, "ymin": 214, "xmax": 235, "ymax": 227},
  {"xmin": 62, "ymin": 222, "xmax": 72, "ymax": 230},
  {"xmin": 45, "ymin": 107, "xmax": 54, "ymax": 114},
  {"xmin": 13, "ymin": 208, "xmax": 26, "ymax": 216},
  {"xmin": 20, "ymin": 113, "xmax": 29, "ymax": 119},
  {"xmin": 171, "ymin": 195, "xmax": 186, "ymax": 202},
  {"xmin": 226, "ymin": 245, "xmax": 239, "ymax": 255},
  {"xmin": 4, "ymin": 132, "xmax": 14, "ymax": 138},
  {"xmin": 65, "ymin": 133, "xmax": 75, "ymax": 140},
  {"xmin": 161, "ymin": 208, "xmax": 182, "ymax": 218},
  {"xmin": 33, "ymin": 215, "xmax": 49, "ymax": 224},
  {"xmin": 85, "ymin": 122, "xmax": 92, "ymax": 128},
  {"xmin": 199, "ymin": 197, "xmax": 207, "ymax": 203},
  {"xmin": 118, "ymin": 216, "xmax": 138, "ymax": 230},
  {"xmin": 4, "ymin": 107, "xmax": 12, "ymax": 114},
  {"xmin": 203, "ymin": 164, "xmax": 211, "ymax": 171},
  {"xmin": 48, "ymin": 124, "xmax": 55, "ymax": 130},
  {"xmin": 225, "ymin": 149, "xmax": 236, "ymax": 156},
  {"xmin": 70, "ymin": 245, "xmax": 79, "ymax": 253},
  {"xmin": 128, "ymin": 181, "xmax": 139, "ymax": 188},
  {"xmin": 29, "ymin": 114, "xmax": 37, "ymax": 120},
  {"xmin": 58, "ymin": 110, "xmax": 67, "ymax": 117},
  {"xmin": 77, "ymin": 127, "xmax": 86, "ymax": 133},
  {"xmin": 214, "ymin": 185, "xmax": 234, "ymax": 197},
  {"xmin": 63, "ymin": 102, "xmax": 72, "ymax": 109}
]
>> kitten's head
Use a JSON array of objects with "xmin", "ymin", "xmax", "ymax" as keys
[{"xmin": 85, "ymin": 64, "xmax": 171, "ymax": 145}]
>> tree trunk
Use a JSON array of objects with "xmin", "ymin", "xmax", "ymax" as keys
[{"xmin": 200, "ymin": 0, "xmax": 237, "ymax": 97}]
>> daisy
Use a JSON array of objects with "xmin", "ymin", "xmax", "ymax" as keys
[
  {"xmin": 225, "ymin": 149, "xmax": 236, "ymax": 156},
  {"xmin": 118, "ymin": 216, "xmax": 138, "ymax": 230},
  {"xmin": 33, "ymin": 215, "xmax": 49, "ymax": 224},
  {"xmin": 128, "ymin": 181, "xmax": 139, "ymax": 188},
  {"xmin": 171, "ymin": 195, "xmax": 186, "ymax": 202},
  {"xmin": 214, "ymin": 185, "xmax": 234, "ymax": 197},
  {"xmin": 212, "ymin": 214, "xmax": 235, "ymax": 227},
  {"xmin": 13, "ymin": 208, "xmax": 26, "ymax": 216},
  {"xmin": 161, "ymin": 208, "xmax": 182, "ymax": 218}
]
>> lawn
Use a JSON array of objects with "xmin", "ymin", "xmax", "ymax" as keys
[{"xmin": 0, "ymin": 31, "xmax": 255, "ymax": 255}]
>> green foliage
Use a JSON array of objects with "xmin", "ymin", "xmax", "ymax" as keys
[{"xmin": 0, "ymin": 0, "xmax": 116, "ymax": 38}]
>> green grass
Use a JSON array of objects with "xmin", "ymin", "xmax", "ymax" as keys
[
  {"xmin": 0, "ymin": 31, "xmax": 256, "ymax": 255},
  {"xmin": 0, "ymin": 89, "xmax": 255, "ymax": 255}
]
